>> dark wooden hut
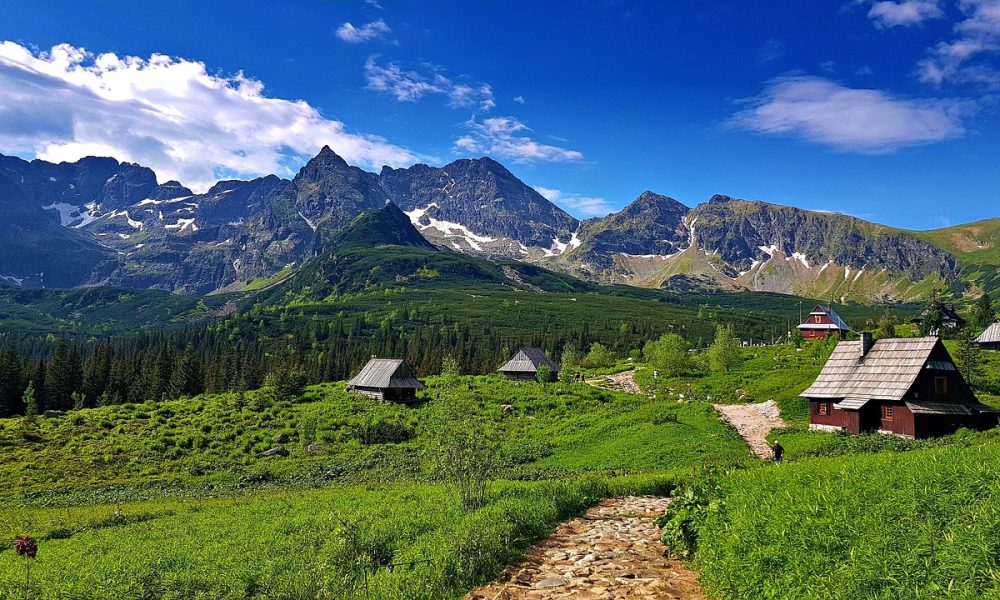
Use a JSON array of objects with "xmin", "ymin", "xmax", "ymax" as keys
[
  {"xmin": 497, "ymin": 348, "xmax": 560, "ymax": 381},
  {"xmin": 796, "ymin": 304, "xmax": 852, "ymax": 340},
  {"xmin": 347, "ymin": 358, "xmax": 426, "ymax": 403},
  {"xmin": 975, "ymin": 320, "xmax": 1000, "ymax": 351},
  {"xmin": 801, "ymin": 334, "xmax": 998, "ymax": 438},
  {"xmin": 911, "ymin": 303, "xmax": 966, "ymax": 333}
]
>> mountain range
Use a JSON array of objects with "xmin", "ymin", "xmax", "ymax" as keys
[{"xmin": 0, "ymin": 147, "xmax": 993, "ymax": 302}]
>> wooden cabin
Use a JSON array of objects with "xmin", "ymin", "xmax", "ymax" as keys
[
  {"xmin": 801, "ymin": 334, "xmax": 999, "ymax": 438},
  {"xmin": 975, "ymin": 320, "xmax": 1000, "ymax": 351},
  {"xmin": 912, "ymin": 303, "xmax": 966, "ymax": 334},
  {"xmin": 347, "ymin": 358, "xmax": 426, "ymax": 403},
  {"xmin": 796, "ymin": 305, "xmax": 852, "ymax": 340},
  {"xmin": 497, "ymin": 348, "xmax": 560, "ymax": 381}
]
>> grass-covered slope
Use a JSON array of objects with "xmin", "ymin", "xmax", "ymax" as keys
[
  {"xmin": 0, "ymin": 375, "xmax": 745, "ymax": 598},
  {"xmin": 912, "ymin": 218, "xmax": 1000, "ymax": 293},
  {"xmin": 693, "ymin": 431, "xmax": 1000, "ymax": 599},
  {"xmin": 0, "ymin": 286, "xmax": 230, "ymax": 337}
]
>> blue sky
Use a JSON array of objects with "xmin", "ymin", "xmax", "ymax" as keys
[{"xmin": 0, "ymin": 1, "xmax": 998, "ymax": 229}]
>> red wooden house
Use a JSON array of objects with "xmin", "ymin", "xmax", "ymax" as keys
[
  {"xmin": 801, "ymin": 334, "xmax": 999, "ymax": 438},
  {"xmin": 797, "ymin": 305, "xmax": 851, "ymax": 340}
]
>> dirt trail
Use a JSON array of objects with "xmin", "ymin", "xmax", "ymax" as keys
[
  {"xmin": 713, "ymin": 400, "xmax": 785, "ymax": 459},
  {"xmin": 586, "ymin": 370, "xmax": 644, "ymax": 396},
  {"xmin": 466, "ymin": 496, "xmax": 706, "ymax": 600}
]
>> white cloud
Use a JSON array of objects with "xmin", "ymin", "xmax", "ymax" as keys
[
  {"xmin": 456, "ymin": 116, "xmax": 584, "ymax": 163},
  {"xmin": 335, "ymin": 20, "xmax": 391, "ymax": 43},
  {"xmin": 0, "ymin": 41, "xmax": 422, "ymax": 191},
  {"xmin": 364, "ymin": 57, "xmax": 494, "ymax": 110},
  {"xmin": 731, "ymin": 75, "xmax": 969, "ymax": 153},
  {"xmin": 867, "ymin": 0, "xmax": 943, "ymax": 28},
  {"xmin": 534, "ymin": 186, "xmax": 612, "ymax": 217},
  {"xmin": 918, "ymin": 0, "xmax": 1000, "ymax": 87},
  {"xmin": 513, "ymin": 95, "xmax": 525, "ymax": 104}
]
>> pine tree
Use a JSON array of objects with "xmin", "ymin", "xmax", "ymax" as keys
[
  {"xmin": 22, "ymin": 382, "xmax": 37, "ymax": 418},
  {"xmin": 47, "ymin": 337, "xmax": 73, "ymax": 410},
  {"xmin": 0, "ymin": 337, "xmax": 23, "ymax": 417},
  {"xmin": 954, "ymin": 326, "xmax": 985, "ymax": 390},
  {"xmin": 973, "ymin": 292, "xmax": 994, "ymax": 329}
]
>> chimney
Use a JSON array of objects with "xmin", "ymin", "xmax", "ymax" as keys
[{"xmin": 860, "ymin": 332, "xmax": 874, "ymax": 358}]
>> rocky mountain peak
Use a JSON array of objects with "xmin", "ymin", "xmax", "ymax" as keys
[
  {"xmin": 627, "ymin": 191, "xmax": 688, "ymax": 213},
  {"xmin": 309, "ymin": 145, "xmax": 350, "ymax": 170},
  {"xmin": 149, "ymin": 180, "xmax": 194, "ymax": 201}
]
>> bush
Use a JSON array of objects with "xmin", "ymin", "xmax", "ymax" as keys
[
  {"xmin": 580, "ymin": 343, "xmax": 616, "ymax": 369},
  {"xmin": 352, "ymin": 416, "xmax": 414, "ymax": 445}
]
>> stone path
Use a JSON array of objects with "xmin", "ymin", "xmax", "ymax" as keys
[
  {"xmin": 713, "ymin": 400, "xmax": 785, "ymax": 459},
  {"xmin": 586, "ymin": 370, "xmax": 644, "ymax": 396},
  {"xmin": 466, "ymin": 496, "xmax": 706, "ymax": 600}
]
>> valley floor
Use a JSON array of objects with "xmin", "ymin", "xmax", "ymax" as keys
[{"xmin": 2, "ymin": 341, "xmax": 999, "ymax": 599}]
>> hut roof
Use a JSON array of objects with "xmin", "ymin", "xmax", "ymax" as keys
[
  {"xmin": 913, "ymin": 303, "xmax": 967, "ymax": 326},
  {"xmin": 976, "ymin": 320, "xmax": 1000, "ymax": 344},
  {"xmin": 797, "ymin": 305, "xmax": 852, "ymax": 331},
  {"xmin": 497, "ymin": 348, "xmax": 559, "ymax": 374},
  {"xmin": 348, "ymin": 358, "xmax": 426, "ymax": 390},
  {"xmin": 801, "ymin": 337, "xmax": 945, "ymax": 401}
]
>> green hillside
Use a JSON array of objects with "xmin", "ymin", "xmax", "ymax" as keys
[{"xmin": 912, "ymin": 218, "xmax": 1000, "ymax": 294}]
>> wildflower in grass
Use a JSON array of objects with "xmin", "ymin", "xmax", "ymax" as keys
[{"xmin": 13, "ymin": 535, "xmax": 38, "ymax": 599}]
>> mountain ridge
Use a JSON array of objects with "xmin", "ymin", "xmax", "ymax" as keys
[{"xmin": 0, "ymin": 148, "xmax": 991, "ymax": 302}]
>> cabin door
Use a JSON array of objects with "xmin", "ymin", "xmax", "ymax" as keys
[{"xmin": 858, "ymin": 403, "xmax": 880, "ymax": 433}]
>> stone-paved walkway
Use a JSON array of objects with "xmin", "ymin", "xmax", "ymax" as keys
[{"xmin": 466, "ymin": 496, "xmax": 706, "ymax": 600}]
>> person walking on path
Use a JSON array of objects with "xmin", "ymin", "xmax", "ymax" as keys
[{"xmin": 771, "ymin": 440, "xmax": 784, "ymax": 463}]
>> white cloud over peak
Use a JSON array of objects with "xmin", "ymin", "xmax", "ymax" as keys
[
  {"xmin": 455, "ymin": 116, "xmax": 584, "ymax": 163},
  {"xmin": 335, "ymin": 19, "xmax": 392, "ymax": 43},
  {"xmin": 534, "ymin": 186, "xmax": 612, "ymax": 217},
  {"xmin": 364, "ymin": 57, "xmax": 495, "ymax": 110},
  {"xmin": 0, "ymin": 42, "xmax": 423, "ymax": 191},
  {"xmin": 867, "ymin": 0, "xmax": 943, "ymax": 28},
  {"xmin": 731, "ymin": 76, "xmax": 968, "ymax": 153},
  {"xmin": 918, "ymin": 0, "xmax": 1000, "ymax": 87}
]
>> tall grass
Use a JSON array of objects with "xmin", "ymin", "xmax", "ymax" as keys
[{"xmin": 692, "ymin": 430, "xmax": 1000, "ymax": 599}]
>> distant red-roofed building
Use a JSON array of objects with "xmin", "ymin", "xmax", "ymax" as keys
[{"xmin": 797, "ymin": 304, "xmax": 852, "ymax": 340}]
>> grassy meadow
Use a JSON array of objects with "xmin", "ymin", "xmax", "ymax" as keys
[
  {"xmin": 0, "ymin": 375, "xmax": 746, "ymax": 599},
  {"xmin": 3, "ymin": 329, "xmax": 1000, "ymax": 599}
]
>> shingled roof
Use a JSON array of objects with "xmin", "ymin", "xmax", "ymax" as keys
[
  {"xmin": 348, "ymin": 358, "xmax": 426, "ymax": 390},
  {"xmin": 498, "ymin": 348, "xmax": 559, "ymax": 374},
  {"xmin": 801, "ymin": 337, "xmax": 943, "ymax": 401},
  {"xmin": 976, "ymin": 320, "xmax": 1000, "ymax": 344}
]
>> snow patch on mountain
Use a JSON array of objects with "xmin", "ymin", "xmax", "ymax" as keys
[
  {"xmin": 165, "ymin": 218, "xmax": 198, "ymax": 232},
  {"xmin": 787, "ymin": 252, "xmax": 810, "ymax": 268},
  {"xmin": 0, "ymin": 274, "xmax": 24, "ymax": 285},
  {"xmin": 404, "ymin": 204, "xmax": 495, "ymax": 252},
  {"xmin": 43, "ymin": 202, "xmax": 81, "ymax": 226},
  {"xmin": 298, "ymin": 211, "xmax": 317, "ymax": 232}
]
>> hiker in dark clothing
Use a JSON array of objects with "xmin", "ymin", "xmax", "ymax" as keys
[{"xmin": 772, "ymin": 440, "xmax": 784, "ymax": 463}]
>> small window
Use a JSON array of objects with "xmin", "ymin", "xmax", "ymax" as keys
[
  {"xmin": 818, "ymin": 402, "xmax": 829, "ymax": 416},
  {"xmin": 882, "ymin": 405, "xmax": 894, "ymax": 420},
  {"xmin": 815, "ymin": 315, "xmax": 822, "ymax": 323},
  {"xmin": 935, "ymin": 376, "xmax": 949, "ymax": 395}
]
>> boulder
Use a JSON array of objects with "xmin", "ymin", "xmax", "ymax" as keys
[
  {"xmin": 43, "ymin": 410, "xmax": 66, "ymax": 418},
  {"xmin": 257, "ymin": 447, "xmax": 289, "ymax": 458}
]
